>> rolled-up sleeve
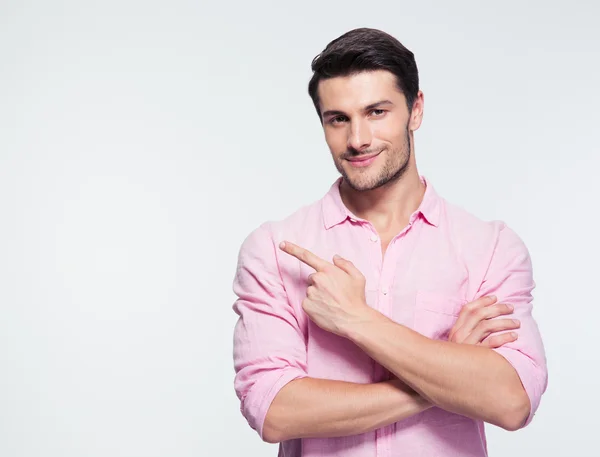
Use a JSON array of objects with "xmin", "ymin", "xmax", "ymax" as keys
[
  {"xmin": 232, "ymin": 222, "xmax": 308, "ymax": 440},
  {"xmin": 475, "ymin": 223, "xmax": 548, "ymax": 428}
]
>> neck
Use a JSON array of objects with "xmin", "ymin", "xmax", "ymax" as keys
[{"xmin": 339, "ymin": 167, "xmax": 426, "ymax": 232}]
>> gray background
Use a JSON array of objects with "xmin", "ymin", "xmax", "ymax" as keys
[{"xmin": 1, "ymin": 0, "xmax": 598, "ymax": 455}]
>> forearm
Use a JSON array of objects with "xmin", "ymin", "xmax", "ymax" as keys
[
  {"xmin": 263, "ymin": 376, "xmax": 432, "ymax": 443},
  {"xmin": 346, "ymin": 314, "xmax": 529, "ymax": 430}
]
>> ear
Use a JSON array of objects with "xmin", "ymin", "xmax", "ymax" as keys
[{"xmin": 409, "ymin": 90, "xmax": 424, "ymax": 132}]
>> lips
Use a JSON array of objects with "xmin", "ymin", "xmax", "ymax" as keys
[
  {"xmin": 347, "ymin": 152, "xmax": 380, "ymax": 163},
  {"xmin": 346, "ymin": 151, "xmax": 381, "ymax": 168}
]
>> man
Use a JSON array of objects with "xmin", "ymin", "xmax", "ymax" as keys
[{"xmin": 232, "ymin": 27, "xmax": 547, "ymax": 457}]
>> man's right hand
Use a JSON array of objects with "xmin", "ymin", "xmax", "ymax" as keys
[{"xmin": 448, "ymin": 295, "xmax": 519, "ymax": 347}]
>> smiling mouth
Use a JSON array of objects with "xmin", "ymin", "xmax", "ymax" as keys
[
  {"xmin": 348, "ymin": 155, "xmax": 377, "ymax": 162},
  {"xmin": 348, "ymin": 150, "xmax": 380, "ymax": 160},
  {"xmin": 345, "ymin": 151, "xmax": 381, "ymax": 168}
]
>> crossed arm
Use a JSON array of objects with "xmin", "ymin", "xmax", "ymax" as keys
[
  {"xmin": 232, "ymin": 224, "xmax": 547, "ymax": 444},
  {"xmin": 343, "ymin": 315, "xmax": 529, "ymax": 431},
  {"xmin": 262, "ymin": 296, "xmax": 523, "ymax": 443}
]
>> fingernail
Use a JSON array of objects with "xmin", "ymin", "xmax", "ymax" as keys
[
  {"xmin": 510, "ymin": 332, "xmax": 518, "ymax": 338},
  {"xmin": 507, "ymin": 304, "xmax": 514, "ymax": 311},
  {"xmin": 279, "ymin": 242, "xmax": 286, "ymax": 249},
  {"xmin": 513, "ymin": 319, "xmax": 520, "ymax": 326},
  {"xmin": 489, "ymin": 295, "xmax": 497, "ymax": 301},
  {"xmin": 333, "ymin": 254, "xmax": 340, "ymax": 260}
]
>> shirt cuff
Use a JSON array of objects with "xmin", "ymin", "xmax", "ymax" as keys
[
  {"xmin": 493, "ymin": 346, "xmax": 546, "ymax": 427},
  {"xmin": 242, "ymin": 368, "xmax": 309, "ymax": 441}
]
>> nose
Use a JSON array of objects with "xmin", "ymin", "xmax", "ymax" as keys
[{"xmin": 347, "ymin": 118, "xmax": 372, "ymax": 152}]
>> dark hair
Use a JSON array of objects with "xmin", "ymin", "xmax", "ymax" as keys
[{"xmin": 308, "ymin": 28, "xmax": 419, "ymax": 122}]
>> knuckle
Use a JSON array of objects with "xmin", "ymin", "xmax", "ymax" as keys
[
  {"xmin": 474, "ymin": 308, "xmax": 489, "ymax": 320},
  {"xmin": 464, "ymin": 302, "xmax": 477, "ymax": 312},
  {"xmin": 489, "ymin": 333, "xmax": 503, "ymax": 343},
  {"xmin": 496, "ymin": 319, "xmax": 513, "ymax": 329},
  {"xmin": 478, "ymin": 320, "xmax": 492, "ymax": 331},
  {"xmin": 483, "ymin": 338, "xmax": 495, "ymax": 347},
  {"xmin": 451, "ymin": 330, "xmax": 464, "ymax": 343},
  {"xmin": 486, "ymin": 304, "xmax": 500, "ymax": 314},
  {"xmin": 462, "ymin": 304, "xmax": 476, "ymax": 316},
  {"xmin": 315, "ymin": 272, "xmax": 326, "ymax": 283}
]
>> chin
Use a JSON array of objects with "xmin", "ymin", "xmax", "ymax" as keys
[
  {"xmin": 338, "ymin": 155, "xmax": 388, "ymax": 191},
  {"xmin": 343, "ymin": 172, "xmax": 380, "ymax": 192}
]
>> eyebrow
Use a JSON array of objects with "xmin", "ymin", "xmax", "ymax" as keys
[{"xmin": 321, "ymin": 99, "xmax": 395, "ymax": 119}]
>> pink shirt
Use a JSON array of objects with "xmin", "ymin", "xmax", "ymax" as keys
[{"xmin": 232, "ymin": 176, "xmax": 547, "ymax": 457}]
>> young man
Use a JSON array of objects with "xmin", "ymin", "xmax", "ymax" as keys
[{"xmin": 232, "ymin": 28, "xmax": 547, "ymax": 457}]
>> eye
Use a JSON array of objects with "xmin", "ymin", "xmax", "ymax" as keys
[
  {"xmin": 371, "ymin": 109, "xmax": 386, "ymax": 117},
  {"xmin": 329, "ymin": 116, "xmax": 347, "ymax": 125}
]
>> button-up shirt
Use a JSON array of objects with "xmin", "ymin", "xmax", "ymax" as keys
[{"xmin": 232, "ymin": 176, "xmax": 547, "ymax": 457}]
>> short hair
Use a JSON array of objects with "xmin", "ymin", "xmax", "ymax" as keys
[{"xmin": 308, "ymin": 28, "xmax": 419, "ymax": 122}]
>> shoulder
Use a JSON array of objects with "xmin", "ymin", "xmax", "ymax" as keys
[
  {"xmin": 237, "ymin": 195, "xmax": 324, "ymax": 259},
  {"xmin": 270, "ymin": 198, "xmax": 323, "ymax": 242},
  {"xmin": 438, "ymin": 197, "xmax": 531, "ymax": 293},
  {"xmin": 441, "ymin": 197, "xmax": 526, "ymax": 254}
]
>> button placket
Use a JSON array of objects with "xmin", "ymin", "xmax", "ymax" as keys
[
  {"xmin": 364, "ymin": 224, "xmax": 383, "ymax": 307},
  {"xmin": 379, "ymin": 235, "xmax": 399, "ymax": 318},
  {"xmin": 374, "ymin": 230, "xmax": 393, "ymax": 457}
]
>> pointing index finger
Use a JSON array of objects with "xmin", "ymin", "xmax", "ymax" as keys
[{"xmin": 279, "ymin": 241, "xmax": 331, "ymax": 272}]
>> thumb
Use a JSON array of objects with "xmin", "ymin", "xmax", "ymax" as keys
[{"xmin": 333, "ymin": 254, "xmax": 364, "ymax": 280}]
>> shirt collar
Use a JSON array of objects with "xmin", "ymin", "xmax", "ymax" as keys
[{"xmin": 322, "ymin": 175, "xmax": 441, "ymax": 230}]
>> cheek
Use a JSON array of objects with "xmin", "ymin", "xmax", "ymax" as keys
[
  {"xmin": 324, "ymin": 130, "xmax": 347, "ymax": 154},
  {"xmin": 366, "ymin": 130, "xmax": 391, "ymax": 150},
  {"xmin": 377, "ymin": 116, "xmax": 408, "ymax": 139}
]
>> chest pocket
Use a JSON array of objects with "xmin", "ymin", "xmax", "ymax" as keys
[{"xmin": 412, "ymin": 290, "xmax": 466, "ymax": 341}]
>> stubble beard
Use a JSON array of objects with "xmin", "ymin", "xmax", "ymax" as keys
[{"xmin": 336, "ymin": 124, "xmax": 412, "ymax": 192}]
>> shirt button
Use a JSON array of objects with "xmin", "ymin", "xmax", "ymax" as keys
[
  {"xmin": 370, "ymin": 234, "xmax": 379, "ymax": 242},
  {"xmin": 381, "ymin": 287, "xmax": 389, "ymax": 295}
]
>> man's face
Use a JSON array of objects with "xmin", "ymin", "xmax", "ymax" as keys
[{"xmin": 317, "ymin": 70, "xmax": 423, "ymax": 191}]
